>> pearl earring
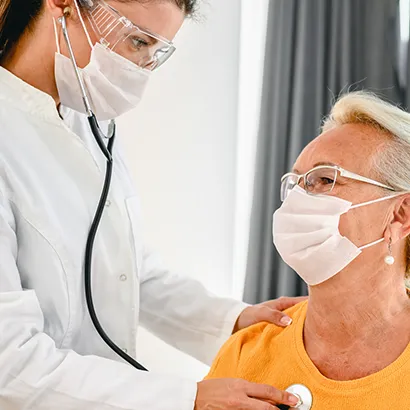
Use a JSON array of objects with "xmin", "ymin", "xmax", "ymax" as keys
[{"xmin": 384, "ymin": 238, "xmax": 395, "ymax": 265}]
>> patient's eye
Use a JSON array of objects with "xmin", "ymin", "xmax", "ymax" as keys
[
  {"xmin": 319, "ymin": 177, "xmax": 334, "ymax": 185},
  {"xmin": 305, "ymin": 168, "xmax": 337, "ymax": 194}
]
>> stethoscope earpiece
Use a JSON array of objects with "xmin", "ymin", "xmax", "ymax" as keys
[{"xmin": 63, "ymin": 6, "xmax": 72, "ymax": 18}]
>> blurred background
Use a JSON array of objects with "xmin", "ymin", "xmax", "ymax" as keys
[{"xmin": 118, "ymin": 0, "xmax": 410, "ymax": 380}]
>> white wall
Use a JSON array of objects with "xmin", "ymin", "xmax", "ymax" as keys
[
  {"xmin": 118, "ymin": 1, "xmax": 241, "ymax": 380},
  {"xmin": 233, "ymin": 0, "xmax": 270, "ymax": 299}
]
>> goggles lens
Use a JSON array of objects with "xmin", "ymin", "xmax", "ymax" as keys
[{"xmin": 86, "ymin": 1, "xmax": 176, "ymax": 70}]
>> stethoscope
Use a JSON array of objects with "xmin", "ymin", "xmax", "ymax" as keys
[
  {"xmin": 59, "ymin": 11, "xmax": 147, "ymax": 372},
  {"xmin": 277, "ymin": 384, "xmax": 313, "ymax": 410},
  {"xmin": 59, "ymin": 10, "xmax": 314, "ymax": 410}
]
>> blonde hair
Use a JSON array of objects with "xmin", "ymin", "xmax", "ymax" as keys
[{"xmin": 322, "ymin": 91, "xmax": 410, "ymax": 285}]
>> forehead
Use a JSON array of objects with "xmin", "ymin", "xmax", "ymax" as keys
[
  {"xmin": 107, "ymin": 0, "xmax": 185, "ymax": 41},
  {"xmin": 293, "ymin": 123, "xmax": 390, "ymax": 175}
]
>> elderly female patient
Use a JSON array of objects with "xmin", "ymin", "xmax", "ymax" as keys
[{"xmin": 205, "ymin": 92, "xmax": 410, "ymax": 409}]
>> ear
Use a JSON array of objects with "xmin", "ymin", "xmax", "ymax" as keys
[
  {"xmin": 45, "ymin": 0, "xmax": 73, "ymax": 19},
  {"xmin": 387, "ymin": 194, "xmax": 410, "ymax": 244}
]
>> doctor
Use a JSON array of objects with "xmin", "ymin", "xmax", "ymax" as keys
[{"xmin": 0, "ymin": 0, "xmax": 304, "ymax": 409}]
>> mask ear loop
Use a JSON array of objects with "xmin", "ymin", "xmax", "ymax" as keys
[
  {"xmin": 351, "ymin": 192, "xmax": 406, "ymax": 209},
  {"xmin": 358, "ymin": 237, "xmax": 384, "ymax": 250},
  {"xmin": 73, "ymin": 0, "xmax": 94, "ymax": 50},
  {"xmin": 58, "ymin": 11, "xmax": 93, "ymax": 117},
  {"xmin": 53, "ymin": 18, "xmax": 61, "ymax": 54},
  {"xmin": 355, "ymin": 193, "xmax": 409, "ymax": 251}
]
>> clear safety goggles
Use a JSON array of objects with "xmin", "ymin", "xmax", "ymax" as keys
[
  {"xmin": 280, "ymin": 165, "xmax": 395, "ymax": 202},
  {"xmin": 83, "ymin": 0, "xmax": 176, "ymax": 70}
]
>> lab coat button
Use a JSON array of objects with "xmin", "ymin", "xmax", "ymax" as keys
[
  {"xmin": 119, "ymin": 274, "xmax": 127, "ymax": 281},
  {"xmin": 105, "ymin": 200, "xmax": 111, "ymax": 207},
  {"xmin": 122, "ymin": 348, "xmax": 128, "ymax": 353}
]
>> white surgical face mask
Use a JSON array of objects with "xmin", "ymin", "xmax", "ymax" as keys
[
  {"xmin": 272, "ymin": 186, "xmax": 401, "ymax": 286},
  {"xmin": 53, "ymin": 3, "xmax": 150, "ymax": 121}
]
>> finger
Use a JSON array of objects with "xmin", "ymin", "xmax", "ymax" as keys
[
  {"xmin": 253, "ymin": 306, "xmax": 292, "ymax": 327},
  {"xmin": 244, "ymin": 381, "xmax": 300, "ymax": 406},
  {"xmin": 243, "ymin": 397, "xmax": 279, "ymax": 410},
  {"xmin": 264, "ymin": 296, "xmax": 308, "ymax": 312}
]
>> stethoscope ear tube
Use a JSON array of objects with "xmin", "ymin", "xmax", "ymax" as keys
[{"xmin": 59, "ymin": 14, "xmax": 93, "ymax": 117}]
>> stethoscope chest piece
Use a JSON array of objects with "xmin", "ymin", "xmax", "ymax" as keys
[{"xmin": 285, "ymin": 384, "xmax": 313, "ymax": 410}]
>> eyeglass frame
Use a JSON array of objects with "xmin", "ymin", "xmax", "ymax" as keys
[
  {"xmin": 281, "ymin": 164, "xmax": 396, "ymax": 201},
  {"xmin": 85, "ymin": 0, "xmax": 177, "ymax": 70}
]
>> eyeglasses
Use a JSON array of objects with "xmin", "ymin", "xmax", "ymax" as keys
[
  {"xmin": 84, "ymin": 0, "xmax": 176, "ymax": 70},
  {"xmin": 280, "ymin": 165, "xmax": 395, "ymax": 202}
]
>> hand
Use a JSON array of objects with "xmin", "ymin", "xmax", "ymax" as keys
[
  {"xmin": 195, "ymin": 378, "xmax": 300, "ymax": 410},
  {"xmin": 234, "ymin": 296, "xmax": 308, "ymax": 333}
]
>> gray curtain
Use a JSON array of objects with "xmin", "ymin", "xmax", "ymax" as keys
[{"xmin": 244, "ymin": 0, "xmax": 404, "ymax": 303}]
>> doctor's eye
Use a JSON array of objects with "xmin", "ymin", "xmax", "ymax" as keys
[{"xmin": 128, "ymin": 36, "xmax": 150, "ymax": 51}]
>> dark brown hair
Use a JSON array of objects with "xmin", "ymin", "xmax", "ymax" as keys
[{"xmin": 0, "ymin": 0, "xmax": 197, "ymax": 61}]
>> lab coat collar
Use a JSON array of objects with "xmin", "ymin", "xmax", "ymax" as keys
[{"xmin": 0, "ymin": 66, "xmax": 62, "ymax": 124}]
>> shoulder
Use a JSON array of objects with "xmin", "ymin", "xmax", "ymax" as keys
[
  {"xmin": 0, "ymin": 99, "xmax": 25, "ymax": 129},
  {"xmin": 206, "ymin": 301, "xmax": 307, "ymax": 379},
  {"xmin": 0, "ymin": 100, "xmax": 41, "ymax": 152},
  {"xmin": 235, "ymin": 300, "xmax": 307, "ymax": 343}
]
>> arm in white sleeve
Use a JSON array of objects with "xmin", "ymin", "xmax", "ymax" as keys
[
  {"xmin": 0, "ymin": 196, "xmax": 197, "ymax": 410},
  {"xmin": 139, "ymin": 249, "xmax": 248, "ymax": 366}
]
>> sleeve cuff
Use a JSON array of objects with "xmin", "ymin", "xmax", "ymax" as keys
[
  {"xmin": 204, "ymin": 301, "xmax": 250, "ymax": 365},
  {"xmin": 221, "ymin": 301, "xmax": 251, "ymax": 337},
  {"xmin": 178, "ymin": 378, "xmax": 198, "ymax": 410}
]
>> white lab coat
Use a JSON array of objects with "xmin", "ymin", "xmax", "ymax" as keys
[{"xmin": 0, "ymin": 67, "xmax": 247, "ymax": 410}]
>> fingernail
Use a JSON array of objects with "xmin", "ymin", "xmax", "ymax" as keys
[
  {"xmin": 288, "ymin": 394, "xmax": 300, "ymax": 406},
  {"xmin": 280, "ymin": 316, "xmax": 292, "ymax": 326}
]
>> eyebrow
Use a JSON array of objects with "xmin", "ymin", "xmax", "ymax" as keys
[
  {"xmin": 106, "ymin": 2, "xmax": 163, "ymax": 45},
  {"xmin": 292, "ymin": 161, "xmax": 337, "ymax": 174}
]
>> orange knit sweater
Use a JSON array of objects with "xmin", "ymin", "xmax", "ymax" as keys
[{"xmin": 206, "ymin": 301, "xmax": 410, "ymax": 409}]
